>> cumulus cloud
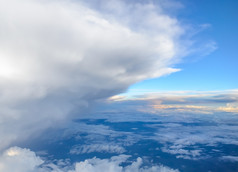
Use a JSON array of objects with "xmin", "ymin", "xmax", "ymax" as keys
[
  {"xmin": 0, "ymin": 147, "xmax": 179, "ymax": 172},
  {"xmin": 0, "ymin": 147, "xmax": 43, "ymax": 172},
  {"xmin": 0, "ymin": 0, "xmax": 188, "ymax": 150},
  {"xmin": 70, "ymin": 156, "xmax": 179, "ymax": 172}
]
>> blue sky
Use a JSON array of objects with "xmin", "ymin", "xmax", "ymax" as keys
[{"xmin": 128, "ymin": 0, "xmax": 238, "ymax": 93}]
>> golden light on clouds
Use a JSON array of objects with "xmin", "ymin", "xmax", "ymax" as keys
[
  {"xmin": 6, "ymin": 149, "xmax": 20, "ymax": 157},
  {"xmin": 217, "ymin": 104, "xmax": 238, "ymax": 113},
  {"xmin": 152, "ymin": 104, "xmax": 206, "ymax": 109}
]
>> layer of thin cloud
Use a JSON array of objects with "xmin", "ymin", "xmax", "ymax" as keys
[
  {"xmin": 110, "ymin": 90, "xmax": 238, "ymax": 114},
  {"xmin": 150, "ymin": 121, "xmax": 238, "ymax": 159},
  {"xmin": 70, "ymin": 144, "xmax": 126, "ymax": 154},
  {"xmin": 0, "ymin": 0, "xmax": 187, "ymax": 150},
  {"xmin": 217, "ymin": 103, "xmax": 238, "ymax": 113},
  {"xmin": 72, "ymin": 102, "xmax": 238, "ymax": 161},
  {"xmin": 50, "ymin": 109, "xmax": 238, "ymax": 161},
  {"xmin": 161, "ymin": 147, "xmax": 202, "ymax": 160},
  {"xmin": 150, "ymin": 104, "xmax": 213, "ymax": 114},
  {"xmin": 0, "ymin": 147, "xmax": 179, "ymax": 172},
  {"xmin": 220, "ymin": 156, "xmax": 238, "ymax": 162}
]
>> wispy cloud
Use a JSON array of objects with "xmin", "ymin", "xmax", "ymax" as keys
[
  {"xmin": 70, "ymin": 144, "xmax": 126, "ymax": 154},
  {"xmin": 161, "ymin": 147, "xmax": 202, "ymax": 160},
  {"xmin": 110, "ymin": 90, "xmax": 238, "ymax": 114},
  {"xmin": 220, "ymin": 156, "xmax": 238, "ymax": 162},
  {"xmin": 148, "ymin": 119, "xmax": 238, "ymax": 159}
]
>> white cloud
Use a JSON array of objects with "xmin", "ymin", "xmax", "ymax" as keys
[
  {"xmin": 0, "ymin": 0, "xmax": 188, "ymax": 150},
  {"xmin": 0, "ymin": 147, "xmax": 179, "ymax": 172},
  {"xmin": 70, "ymin": 144, "xmax": 126, "ymax": 154},
  {"xmin": 161, "ymin": 147, "xmax": 202, "ymax": 160},
  {"xmin": 148, "ymin": 120, "xmax": 238, "ymax": 159},
  {"xmin": 0, "ymin": 147, "xmax": 43, "ymax": 172},
  {"xmin": 220, "ymin": 156, "xmax": 238, "ymax": 162},
  {"xmin": 70, "ymin": 155, "xmax": 179, "ymax": 172},
  {"xmin": 62, "ymin": 122, "xmax": 141, "ymax": 147}
]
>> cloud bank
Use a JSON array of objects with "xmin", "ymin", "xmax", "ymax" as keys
[
  {"xmin": 110, "ymin": 90, "xmax": 238, "ymax": 114},
  {"xmin": 0, "ymin": 147, "xmax": 179, "ymax": 172},
  {"xmin": 0, "ymin": 0, "xmax": 188, "ymax": 150}
]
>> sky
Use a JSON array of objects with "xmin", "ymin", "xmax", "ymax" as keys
[
  {"xmin": 0, "ymin": 0, "xmax": 238, "ymax": 171},
  {"xmin": 127, "ymin": 0, "xmax": 238, "ymax": 93}
]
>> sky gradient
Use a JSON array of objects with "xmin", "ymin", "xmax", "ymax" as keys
[{"xmin": 128, "ymin": 0, "xmax": 238, "ymax": 93}]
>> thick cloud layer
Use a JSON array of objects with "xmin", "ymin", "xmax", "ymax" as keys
[{"xmin": 0, "ymin": 0, "xmax": 186, "ymax": 150}]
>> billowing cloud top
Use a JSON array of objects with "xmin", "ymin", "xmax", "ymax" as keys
[{"xmin": 0, "ymin": 0, "xmax": 187, "ymax": 150}]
